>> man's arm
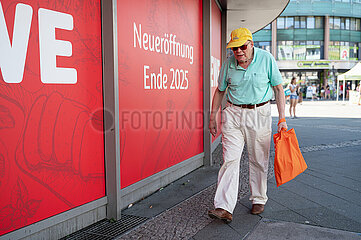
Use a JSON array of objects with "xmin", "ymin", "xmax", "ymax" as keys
[
  {"xmin": 209, "ymin": 88, "xmax": 225, "ymax": 137},
  {"xmin": 273, "ymin": 84, "xmax": 288, "ymax": 132}
]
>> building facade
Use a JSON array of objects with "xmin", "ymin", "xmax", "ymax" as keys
[{"xmin": 253, "ymin": 0, "xmax": 361, "ymax": 97}]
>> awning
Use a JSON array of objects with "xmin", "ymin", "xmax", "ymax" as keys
[
  {"xmin": 218, "ymin": 0, "xmax": 290, "ymax": 36},
  {"xmin": 337, "ymin": 62, "xmax": 361, "ymax": 101}
]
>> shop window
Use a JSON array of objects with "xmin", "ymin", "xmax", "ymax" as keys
[
  {"xmin": 278, "ymin": 41, "xmax": 294, "ymax": 60},
  {"xmin": 349, "ymin": 42, "xmax": 359, "ymax": 60},
  {"xmin": 339, "ymin": 43, "xmax": 350, "ymax": 60},
  {"xmin": 306, "ymin": 41, "xmax": 321, "ymax": 60},
  {"xmin": 307, "ymin": 17, "xmax": 315, "ymax": 29},
  {"xmin": 329, "ymin": 41, "xmax": 340, "ymax": 60},
  {"xmin": 293, "ymin": 41, "xmax": 306, "ymax": 60}
]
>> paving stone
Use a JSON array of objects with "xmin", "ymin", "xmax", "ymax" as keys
[
  {"xmin": 304, "ymin": 169, "xmax": 361, "ymax": 192},
  {"xmin": 246, "ymin": 219, "xmax": 361, "ymax": 240},
  {"xmin": 296, "ymin": 173, "xmax": 361, "ymax": 207},
  {"xmin": 260, "ymin": 209, "xmax": 311, "ymax": 225},
  {"xmin": 266, "ymin": 189, "xmax": 320, "ymax": 211},
  {"xmin": 283, "ymin": 178, "xmax": 361, "ymax": 224},
  {"xmin": 192, "ymin": 220, "xmax": 243, "ymax": 240},
  {"xmin": 229, "ymin": 204, "xmax": 262, "ymax": 238},
  {"xmin": 297, "ymin": 207, "xmax": 361, "ymax": 233}
]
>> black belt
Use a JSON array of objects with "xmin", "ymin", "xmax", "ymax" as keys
[{"xmin": 227, "ymin": 100, "xmax": 269, "ymax": 109}]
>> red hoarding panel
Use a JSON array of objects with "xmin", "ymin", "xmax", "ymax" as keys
[
  {"xmin": 117, "ymin": 0, "xmax": 203, "ymax": 188},
  {"xmin": 211, "ymin": 0, "xmax": 222, "ymax": 142},
  {"xmin": 0, "ymin": 0, "xmax": 105, "ymax": 235}
]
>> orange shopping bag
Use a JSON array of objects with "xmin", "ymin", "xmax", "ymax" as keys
[{"xmin": 273, "ymin": 128, "xmax": 307, "ymax": 187}]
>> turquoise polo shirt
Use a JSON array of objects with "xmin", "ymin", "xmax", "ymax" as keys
[{"xmin": 218, "ymin": 47, "xmax": 283, "ymax": 105}]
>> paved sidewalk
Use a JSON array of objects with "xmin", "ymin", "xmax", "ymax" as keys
[{"xmin": 77, "ymin": 101, "xmax": 360, "ymax": 240}]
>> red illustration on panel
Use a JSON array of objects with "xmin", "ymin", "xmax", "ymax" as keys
[{"xmin": 0, "ymin": 0, "xmax": 105, "ymax": 235}]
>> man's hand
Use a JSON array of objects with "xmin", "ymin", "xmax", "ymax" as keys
[
  {"xmin": 209, "ymin": 89, "xmax": 225, "ymax": 137},
  {"xmin": 278, "ymin": 121, "xmax": 288, "ymax": 132},
  {"xmin": 209, "ymin": 119, "xmax": 217, "ymax": 137}
]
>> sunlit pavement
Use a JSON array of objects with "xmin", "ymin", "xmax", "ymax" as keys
[
  {"xmin": 68, "ymin": 100, "xmax": 361, "ymax": 240},
  {"xmin": 274, "ymin": 99, "xmax": 361, "ymax": 119}
]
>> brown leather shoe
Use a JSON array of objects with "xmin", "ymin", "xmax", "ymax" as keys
[
  {"xmin": 208, "ymin": 208, "xmax": 233, "ymax": 223},
  {"xmin": 251, "ymin": 204, "xmax": 265, "ymax": 215}
]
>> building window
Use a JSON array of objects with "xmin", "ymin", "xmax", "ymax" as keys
[
  {"xmin": 356, "ymin": 19, "xmax": 361, "ymax": 31},
  {"xmin": 277, "ymin": 17, "xmax": 285, "ymax": 29},
  {"xmin": 286, "ymin": 17, "xmax": 294, "ymax": 29},
  {"xmin": 329, "ymin": 41, "xmax": 340, "ymax": 60},
  {"xmin": 295, "ymin": 16, "xmax": 306, "ymax": 29},
  {"xmin": 350, "ymin": 18, "xmax": 354, "ymax": 30},
  {"xmin": 307, "ymin": 17, "xmax": 315, "ymax": 29},
  {"xmin": 254, "ymin": 41, "xmax": 271, "ymax": 52},
  {"xmin": 341, "ymin": 18, "xmax": 346, "ymax": 29},
  {"xmin": 315, "ymin": 17, "xmax": 323, "ymax": 28},
  {"xmin": 334, "ymin": 17, "xmax": 341, "ymax": 29},
  {"xmin": 306, "ymin": 41, "xmax": 321, "ymax": 60},
  {"xmin": 339, "ymin": 17, "xmax": 351, "ymax": 30},
  {"xmin": 300, "ymin": 16, "xmax": 306, "ymax": 28},
  {"xmin": 346, "ymin": 18, "xmax": 350, "ymax": 30},
  {"xmin": 278, "ymin": 41, "xmax": 294, "ymax": 60},
  {"xmin": 329, "ymin": 17, "xmax": 334, "ymax": 29},
  {"xmin": 277, "ymin": 40, "xmax": 325, "ymax": 60}
]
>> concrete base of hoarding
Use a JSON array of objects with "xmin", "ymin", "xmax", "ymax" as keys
[
  {"xmin": 120, "ymin": 153, "xmax": 205, "ymax": 210},
  {"xmin": 1, "ymin": 197, "xmax": 107, "ymax": 240}
]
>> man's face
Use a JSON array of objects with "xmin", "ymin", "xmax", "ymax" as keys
[{"xmin": 232, "ymin": 41, "xmax": 254, "ymax": 63}]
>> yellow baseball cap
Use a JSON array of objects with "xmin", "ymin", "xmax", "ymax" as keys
[{"xmin": 226, "ymin": 27, "xmax": 253, "ymax": 49}]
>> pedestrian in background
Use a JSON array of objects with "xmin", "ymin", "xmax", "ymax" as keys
[
  {"xmin": 320, "ymin": 86, "xmax": 325, "ymax": 99},
  {"xmin": 325, "ymin": 84, "xmax": 330, "ymax": 100},
  {"xmin": 298, "ymin": 85, "xmax": 303, "ymax": 104},
  {"xmin": 208, "ymin": 27, "xmax": 287, "ymax": 223},
  {"xmin": 312, "ymin": 84, "xmax": 317, "ymax": 100},
  {"xmin": 306, "ymin": 84, "xmax": 313, "ymax": 99},
  {"xmin": 288, "ymin": 77, "xmax": 299, "ymax": 118}
]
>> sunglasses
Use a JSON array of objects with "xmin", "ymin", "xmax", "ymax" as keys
[{"xmin": 232, "ymin": 42, "xmax": 250, "ymax": 51}]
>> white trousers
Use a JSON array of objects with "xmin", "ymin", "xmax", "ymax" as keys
[{"xmin": 214, "ymin": 102, "xmax": 272, "ymax": 214}]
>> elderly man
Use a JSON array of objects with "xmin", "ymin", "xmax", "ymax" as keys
[{"xmin": 208, "ymin": 27, "xmax": 287, "ymax": 223}]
